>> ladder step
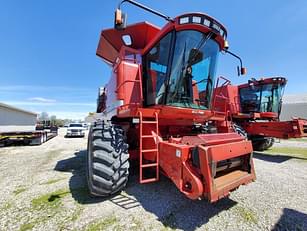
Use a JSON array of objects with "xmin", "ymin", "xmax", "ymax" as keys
[
  {"xmin": 141, "ymin": 149, "xmax": 158, "ymax": 153},
  {"xmin": 140, "ymin": 178, "xmax": 159, "ymax": 184},
  {"xmin": 141, "ymin": 163, "xmax": 158, "ymax": 168},
  {"xmin": 139, "ymin": 111, "xmax": 159, "ymax": 185}
]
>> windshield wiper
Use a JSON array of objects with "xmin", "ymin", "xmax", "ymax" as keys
[
  {"xmin": 187, "ymin": 32, "xmax": 213, "ymax": 67},
  {"xmin": 170, "ymin": 42, "xmax": 187, "ymax": 100},
  {"xmin": 192, "ymin": 78, "xmax": 208, "ymax": 86}
]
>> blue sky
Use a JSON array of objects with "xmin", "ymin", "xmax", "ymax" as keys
[{"xmin": 1, "ymin": 0, "xmax": 307, "ymax": 119}]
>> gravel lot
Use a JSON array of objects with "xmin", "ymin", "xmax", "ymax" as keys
[
  {"xmin": 274, "ymin": 138, "xmax": 307, "ymax": 149},
  {"xmin": 0, "ymin": 128, "xmax": 306, "ymax": 231}
]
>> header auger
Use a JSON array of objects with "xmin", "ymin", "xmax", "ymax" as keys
[{"xmin": 88, "ymin": 0, "xmax": 255, "ymax": 202}]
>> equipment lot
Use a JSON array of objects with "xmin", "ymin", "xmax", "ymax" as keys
[{"xmin": 0, "ymin": 129, "xmax": 306, "ymax": 231}]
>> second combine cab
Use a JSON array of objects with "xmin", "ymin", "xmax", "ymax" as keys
[{"xmin": 213, "ymin": 77, "xmax": 307, "ymax": 151}]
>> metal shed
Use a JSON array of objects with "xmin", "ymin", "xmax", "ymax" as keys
[
  {"xmin": 280, "ymin": 94, "xmax": 307, "ymax": 120},
  {"xmin": 280, "ymin": 103, "xmax": 307, "ymax": 120},
  {"xmin": 0, "ymin": 102, "xmax": 37, "ymax": 132}
]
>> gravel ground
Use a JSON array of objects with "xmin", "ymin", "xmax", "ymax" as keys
[
  {"xmin": 0, "ymin": 128, "xmax": 306, "ymax": 231},
  {"xmin": 273, "ymin": 138, "xmax": 307, "ymax": 148}
]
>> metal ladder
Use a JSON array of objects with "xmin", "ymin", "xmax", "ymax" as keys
[{"xmin": 138, "ymin": 111, "xmax": 159, "ymax": 183}]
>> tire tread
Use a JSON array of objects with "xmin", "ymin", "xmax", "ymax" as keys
[{"xmin": 87, "ymin": 123, "xmax": 129, "ymax": 196}]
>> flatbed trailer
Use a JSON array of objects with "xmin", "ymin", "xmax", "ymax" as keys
[{"xmin": 0, "ymin": 129, "xmax": 58, "ymax": 147}]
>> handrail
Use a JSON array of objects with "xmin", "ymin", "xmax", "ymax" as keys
[
  {"xmin": 115, "ymin": 79, "xmax": 140, "ymax": 93},
  {"xmin": 211, "ymin": 76, "xmax": 231, "ymax": 116},
  {"xmin": 114, "ymin": 46, "xmax": 141, "ymax": 71}
]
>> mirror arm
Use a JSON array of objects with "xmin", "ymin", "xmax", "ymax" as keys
[
  {"xmin": 223, "ymin": 49, "xmax": 246, "ymax": 76},
  {"xmin": 119, "ymin": 0, "xmax": 174, "ymax": 22},
  {"xmin": 224, "ymin": 49, "xmax": 243, "ymax": 69}
]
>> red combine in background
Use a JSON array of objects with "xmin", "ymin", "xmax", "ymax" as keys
[{"xmin": 213, "ymin": 77, "xmax": 307, "ymax": 151}]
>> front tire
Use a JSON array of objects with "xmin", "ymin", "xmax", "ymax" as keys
[
  {"xmin": 252, "ymin": 137, "xmax": 274, "ymax": 151},
  {"xmin": 87, "ymin": 123, "xmax": 129, "ymax": 196}
]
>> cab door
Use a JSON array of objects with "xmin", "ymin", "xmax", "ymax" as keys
[{"xmin": 143, "ymin": 32, "xmax": 173, "ymax": 106}]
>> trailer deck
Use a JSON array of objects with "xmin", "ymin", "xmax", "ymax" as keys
[{"xmin": 0, "ymin": 129, "xmax": 58, "ymax": 147}]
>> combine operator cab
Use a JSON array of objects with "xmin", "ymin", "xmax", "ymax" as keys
[
  {"xmin": 239, "ymin": 77, "xmax": 307, "ymax": 148},
  {"xmin": 143, "ymin": 29, "xmax": 219, "ymax": 110},
  {"xmin": 89, "ymin": 0, "xmax": 256, "ymax": 202},
  {"xmin": 239, "ymin": 77, "xmax": 286, "ymax": 119}
]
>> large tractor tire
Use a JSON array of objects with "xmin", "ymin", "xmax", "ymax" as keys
[
  {"xmin": 252, "ymin": 137, "xmax": 275, "ymax": 151},
  {"xmin": 87, "ymin": 123, "xmax": 129, "ymax": 197}
]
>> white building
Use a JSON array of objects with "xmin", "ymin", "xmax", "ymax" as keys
[
  {"xmin": 280, "ymin": 94, "xmax": 307, "ymax": 120},
  {"xmin": 0, "ymin": 102, "xmax": 37, "ymax": 132}
]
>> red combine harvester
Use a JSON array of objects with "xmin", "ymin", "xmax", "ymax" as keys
[
  {"xmin": 213, "ymin": 77, "xmax": 307, "ymax": 151},
  {"xmin": 87, "ymin": 0, "xmax": 256, "ymax": 202}
]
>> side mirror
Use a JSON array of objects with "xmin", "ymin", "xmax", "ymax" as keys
[
  {"xmin": 237, "ymin": 66, "xmax": 247, "ymax": 76},
  {"xmin": 241, "ymin": 67, "xmax": 247, "ymax": 75},
  {"xmin": 114, "ymin": 9, "xmax": 127, "ymax": 30}
]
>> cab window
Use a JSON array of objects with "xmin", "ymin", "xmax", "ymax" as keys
[{"xmin": 143, "ymin": 33, "xmax": 172, "ymax": 105}]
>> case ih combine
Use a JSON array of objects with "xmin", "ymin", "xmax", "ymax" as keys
[
  {"xmin": 213, "ymin": 77, "xmax": 307, "ymax": 151},
  {"xmin": 87, "ymin": 0, "xmax": 256, "ymax": 202}
]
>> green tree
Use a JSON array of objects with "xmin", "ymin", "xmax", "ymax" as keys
[{"xmin": 39, "ymin": 112, "xmax": 49, "ymax": 121}]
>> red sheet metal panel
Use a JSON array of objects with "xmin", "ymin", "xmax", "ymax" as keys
[
  {"xmin": 244, "ymin": 119, "xmax": 307, "ymax": 139},
  {"xmin": 180, "ymin": 132, "xmax": 244, "ymax": 146},
  {"xmin": 96, "ymin": 22, "xmax": 160, "ymax": 65},
  {"xmin": 198, "ymin": 141, "xmax": 255, "ymax": 202}
]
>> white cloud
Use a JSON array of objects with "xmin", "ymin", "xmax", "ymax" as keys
[{"xmin": 28, "ymin": 97, "xmax": 56, "ymax": 103}]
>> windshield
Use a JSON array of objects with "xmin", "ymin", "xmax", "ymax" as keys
[
  {"xmin": 69, "ymin": 124, "xmax": 83, "ymax": 127},
  {"xmin": 239, "ymin": 83, "xmax": 285, "ymax": 114},
  {"xmin": 166, "ymin": 30, "xmax": 219, "ymax": 109},
  {"xmin": 143, "ymin": 30, "xmax": 220, "ymax": 109}
]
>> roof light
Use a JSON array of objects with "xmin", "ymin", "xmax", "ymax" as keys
[
  {"xmin": 203, "ymin": 19, "xmax": 210, "ymax": 27},
  {"xmin": 219, "ymin": 29, "xmax": 224, "ymax": 37},
  {"xmin": 192, "ymin": 16, "xmax": 201, "ymax": 24},
  {"xmin": 179, "ymin": 17, "xmax": 189, "ymax": 24},
  {"xmin": 178, "ymin": 14, "xmax": 227, "ymax": 39},
  {"xmin": 212, "ymin": 23, "xmax": 221, "ymax": 32}
]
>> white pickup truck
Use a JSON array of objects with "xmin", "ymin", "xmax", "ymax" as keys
[{"xmin": 65, "ymin": 123, "xmax": 85, "ymax": 137}]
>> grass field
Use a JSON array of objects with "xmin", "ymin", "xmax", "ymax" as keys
[
  {"xmin": 264, "ymin": 146, "xmax": 307, "ymax": 159},
  {"xmin": 288, "ymin": 138, "xmax": 307, "ymax": 143}
]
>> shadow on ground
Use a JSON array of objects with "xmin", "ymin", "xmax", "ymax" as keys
[
  {"xmin": 54, "ymin": 149, "xmax": 107, "ymax": 204},
  {"xmin": 126, "ymin": 175, "xmax": 237, "ymax": 231},
  {"xmin": 253, "ymin": 152, "xmax": 307, "ymax": 163},
  {"xmin": 272, "ymin": 208, "xmax": 307, "ymax": 231},
  {"xmin": 55, "ymin": 150, "xmax": 238, "ymax": 231}
]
